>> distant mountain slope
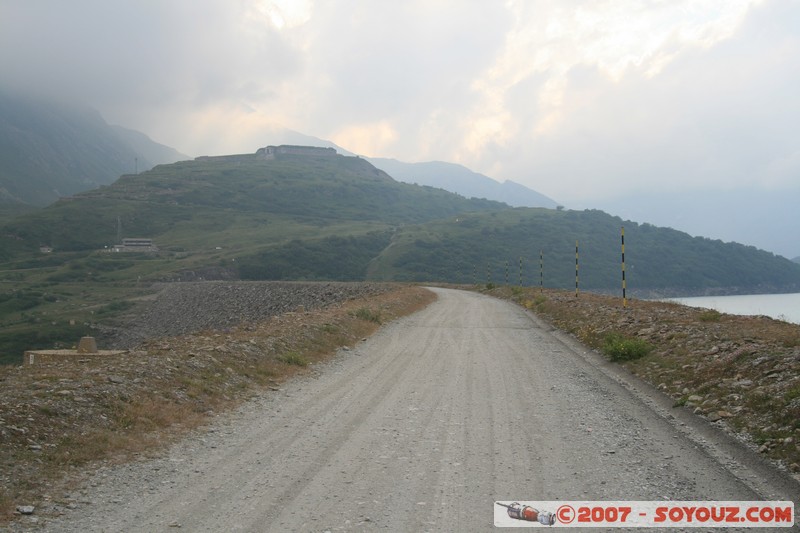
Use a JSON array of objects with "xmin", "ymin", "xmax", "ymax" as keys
[
  {"xmin": 230, "ymin": 128, "xmax": 558, "ymax": 208},
  {"xmin": 368, "ymin": 158, "xmax": 559, "ymax": 208},
  {"xmin": 367, "ymin": 208, "xmax": 800, "ymax": 295},
  {"xmin": 0, "ymin": 148, "xmax": 505, "ymax": 259},
  {"xmin": 0, "ymin": 90, "xmax": 187, "ymax": 207},
  {"xmin": 1, "ymin": 147, "xmax": 797, "ymax": 295},
  {"xmin": 111, "ymin": 125, "xmax": 188, "ymax": 169}
]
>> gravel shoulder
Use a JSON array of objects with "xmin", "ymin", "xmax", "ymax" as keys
[{"xmin": 18, "ymin": 287, "xmax": 799, "ymax": 532}]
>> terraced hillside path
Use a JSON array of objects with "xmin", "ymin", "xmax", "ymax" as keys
[{"xmin": 31, "ymin": 288, "xmax": 799, "ymax": 532}]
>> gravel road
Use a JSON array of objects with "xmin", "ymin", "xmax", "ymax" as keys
[{"xmin": 30, "ymin": 288, "xmax": 799, "ymax": 532}]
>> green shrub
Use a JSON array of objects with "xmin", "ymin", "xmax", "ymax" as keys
[
  {"xmin": 0, "ymin": 292, "xmax": 41, "ymax": 313},
  {"xmin": 602, "ymin": 332, "xmax": 653, "ymax": 362},
  {"xmin": 351, "ymin": 307, "xmax": 382, "ymax": 323},
  {"xmin": 698, "ymin": 309, "xmax": 722, "ymax": 322},
  {"xmin": 786, "ymin": 384, "xmax": 800, "ymax": 402},
  {"xmin": 0, "ymin": 323, "xmax": 92, "ymax": 365},
  {"xmin": 277, "ymin": 352, "xmax": 308, "ymax": 366}
]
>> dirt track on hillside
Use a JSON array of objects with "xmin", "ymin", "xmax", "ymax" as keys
[{"xmin": 24, "ymin": 288, "xmax": 799, "ymax": 532}]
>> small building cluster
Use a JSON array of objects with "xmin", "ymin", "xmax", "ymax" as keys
[
  {"xmin": 256, "ymin": 145, "xmax": 337, "ymax": 159},
  {"xmin": 111, "ymin": 238, "xmax": 158, "ymax": 253},
  {"xmin": 194, "ymin": 145, "xmax": 337, "ymax": 163}
]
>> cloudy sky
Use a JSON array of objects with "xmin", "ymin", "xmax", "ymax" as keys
[{"xmin": 1, "ymin": 0, "xmax": 799, "ymax": 256}]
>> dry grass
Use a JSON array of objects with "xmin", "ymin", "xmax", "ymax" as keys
[{"xmin": 0, "ymin": 285, "xmax": 435, "ymax": 524}]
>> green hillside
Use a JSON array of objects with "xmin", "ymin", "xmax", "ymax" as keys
[
  {"xmin": 366, "ymin": 208, "xmax": 800, "ymax": 295},
  {"xmin": 0, "ymin": 90, "xmax": 186, "ymax": 207},
  {"xmin": 1, "ymin": 147, "xmax": 799, "ymax": 364},
  {"xmin": 0, "ymin": 149, "xmax": 504, "ymax": 279}
]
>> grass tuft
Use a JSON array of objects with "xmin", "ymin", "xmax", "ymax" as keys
[
  {"xmin": 351, "ymin": 307, "xmax": 382, "ymax": 323},
  {"xmin": 278, "ymin": 351, "xmax": 309, "ymax": 367},
  {"xmin": 698, "ymin": 309, "xmax": 722, "ymax": 322},
  {"xmin": 602, "ymin": 332, "xmax": 653, "ymax": 362}
]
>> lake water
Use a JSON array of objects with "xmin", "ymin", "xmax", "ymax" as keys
[{"xmin": 668, "ymin": 293, "xmax": 800, "ymax": 325}]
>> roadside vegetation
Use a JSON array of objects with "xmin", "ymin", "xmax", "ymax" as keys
[
  {"xmin": 601, "ymin": 332, "xmax": 653, "ymax": 362},
  {"xmin": 0, "ymin": 279, "xmax": 152, "ymax": 366}
]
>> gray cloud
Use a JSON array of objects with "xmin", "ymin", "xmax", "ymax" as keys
[
  {"xmin": 0, "ymin": 0, "xmax": 301, "ymax": 150},
  {"xmin": 473, "ymin": 0, "xmax": 800, "ymax": 203},
  {"xmin": 294, "ymin": 1, "xmax": 512, "ymax": 146},
  {"xmin": 1, "ymin": 0, "xmax": 797, "ymax": 255}
]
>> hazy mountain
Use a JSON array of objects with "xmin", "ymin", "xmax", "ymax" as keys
[
  {"xmin": 367, "ymin": 208, "xmax": 800, "ymax": 295},
  {"xmin": 241, "ymin": 128, "xmax": 558, "ymax": 208},
  {"xmin": 246, "ymin": 128, "xmax": 798, "ymax": 260},
  {"xmin": 0, "ymin": 90, "xmax": 187, "ymax": 207},
  {"xmin": 111, "ymin": 125, "xmax": 188, "ymax": 170},
  {"xmin": 3, "ymin": 94, "xmax": 792, "ymax": 262},
  {"xmin": 367, "ymin": 158, "xmax": 559, "ymax": 208},
  {"xmin": 0, "ymin": 148, "xmax": 503, "ymax": 258},
  {"xmin": 2, "ymin": 147, "xmax": 798, "ymax": 296}
]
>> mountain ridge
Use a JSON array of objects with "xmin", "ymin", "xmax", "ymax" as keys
[
  {"xmin": 367, "ymin": 157, "xmax": 559, "ymax": 208},
  {"xmin": 0, "ymin": 90, "xmax": 187, "ymax": 207},
  {"xmin": 255, "ymin": 130, "xmax": 798, "ymax": 260},
  {"xmin": 2, "ymin": 148, "xmax": 796, "ymax": 295},
  {"xmin": 239, "ymin": 128, "xmax": 559, "ymax": 209},
  {"xmin": 2, "ymin": 99, "xmax": 794, "ymax": 260}
]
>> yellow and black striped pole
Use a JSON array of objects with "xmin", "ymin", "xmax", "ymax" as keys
[
  {"xmin": 575, "ymin": 240, "xmax": 579, "ymax": 297},
  {"xmin": 539, "ymin": 249, "xmax": 543, "ymax": 293},
  {"xmin": 621, "ymin": 226, "xmax": 627, "ymax": 308}
]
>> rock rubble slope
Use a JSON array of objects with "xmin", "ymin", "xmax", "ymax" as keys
[{"xmin": 104, "ymin": 281, "xmax": 396, "ymax": 348}]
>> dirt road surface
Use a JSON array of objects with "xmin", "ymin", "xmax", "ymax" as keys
[{"xmin": 28, "ymin": 288, "xmax": 799, "ymax": 532}]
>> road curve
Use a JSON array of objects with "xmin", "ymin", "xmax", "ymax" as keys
[{"xmin": 33, "ymin": 288, "xmax": 799, "ymax": 532}]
